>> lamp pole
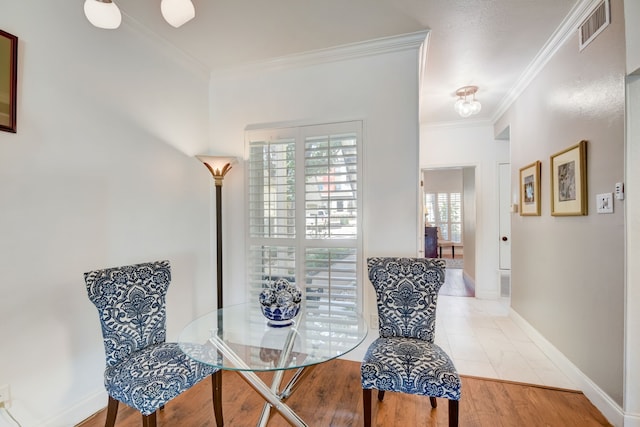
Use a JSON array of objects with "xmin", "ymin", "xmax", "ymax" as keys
[
  {"xmin": 214, "ymin": 180, "xmax": 223, "ymax": 310},
  {"xmin": 197, "ymin": 155, "xmax": 236, "ymax": 427},
  {"xmin": 196, "ymin": 155, "xmax": 236, "ymax": 310}
]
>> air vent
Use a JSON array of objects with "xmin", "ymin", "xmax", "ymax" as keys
[
  {"xmin": 579, "ymin": 0, "xmax": 610, "ymax": 51},
  {"xmin": 499, "ymin": 270, "xmax": 511, "ymax": 298}
]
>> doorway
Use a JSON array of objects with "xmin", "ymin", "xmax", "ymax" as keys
[
  {"xmin": 421, "ymin": 166, "xmax": 476, "ymax": 296},
  {"xmin": 498, "ymin": 162, "xmax": 512, "ymax": 298}
]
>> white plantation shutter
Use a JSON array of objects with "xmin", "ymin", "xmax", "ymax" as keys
[
  {"xmin": 304, "ymin": 132, "xmax": 357, "ymax": 239},
  {"xmin": 246, "ymin": 122, "xmax": 362, "ymax": 323},
  {"xmin": 247, "ymin": 245, "xmax": 296, "ymax": 298},
  {"xmin": 248, "ymin": 136, "xmax": 296, "ymax": 239},
  {"xmin": 425, "ymin": 192, "xmax": 462, "ymax": 243},
  {"xmin": 425, "ymin": 193, "xmax": 436, "ymax": 225},
  {"xmin": 304, "ymin": 247, "xmax": 357, "ymax": 317}
]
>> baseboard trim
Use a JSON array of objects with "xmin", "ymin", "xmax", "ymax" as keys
[
  {"xmin": 42, "ymin": 389, "xmax": 106, "ymax": 427},
  {"xmin": 509, "ymin": 308, "xmax": 624, "ymax": 427},
  {"xmin": 624, "ymin": 413, "xmax": 640, "ymax": 427},
  {"xmin": 461, "ymin": 272, "xmax": 476, "ymax": 297}
]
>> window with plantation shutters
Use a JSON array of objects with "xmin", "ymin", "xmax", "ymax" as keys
[
  {"xmin": 424, "ymin": 192, "xmax": 462, "ymax": 243},
  {"xmin": 248, "ymin": 136, "xmax": 296, "ymax": 239},
  {"xmin": 246, "ymin": 121, "xmax": 362, "ymax": 327}
]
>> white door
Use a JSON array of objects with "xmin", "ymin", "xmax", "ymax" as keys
[{"xmin": 498, "ymin": 163, "xmax": 511, "ymax": 270}]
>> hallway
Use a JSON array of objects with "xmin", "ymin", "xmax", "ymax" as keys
[
  {"xmin": 346, "ymin": 267, "xmax": 577, "ymax": 391},
  {"xmin": 435, "ymin": 290, "xmax": 576, "ymax": 389}
]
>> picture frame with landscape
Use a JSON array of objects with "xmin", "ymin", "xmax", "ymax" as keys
[
  {"xmin": 519, "ymin": 161, "xmax": 541, "ymax": 216},
  {"xmin": 550, "ymin": 140, "xmax": 587, "ymax": 216}
]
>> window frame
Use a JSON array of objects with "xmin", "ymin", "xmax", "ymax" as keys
[
  {"xmin": 245, "ymin": 121, "xmax": 364, "ymax": 316},
  {"xmin": 425, "ymin": 191, "xmax": 463, "ymax": 243}
]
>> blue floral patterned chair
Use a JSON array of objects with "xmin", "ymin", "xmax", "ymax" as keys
[
  {"xmin": 85, "ymin": 260, "xmax": 223, "ymax": 427},
  {"xmin": 361, "ymin": 257, "xmax": 461, "ymax": 427}
]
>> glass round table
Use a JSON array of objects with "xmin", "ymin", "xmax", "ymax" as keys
[{"xmin": 178, "ymin": 302, "xmax": 368, "ymax": 427}]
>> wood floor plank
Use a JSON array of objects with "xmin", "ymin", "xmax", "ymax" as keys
[{"xmin": 77, "ymin": 359, "xmax": 611, "ymax": 427}]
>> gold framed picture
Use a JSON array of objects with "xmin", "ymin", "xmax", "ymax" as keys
[
  {"xmin": 519, "ymin": 161, "xmax": 541, "ymax": 216},
  {"xmin": 0, "ymin": 29, "xmax": 18, "ymax": 133},
  {"xmin": 550, "ymin": 140, "xmax": 587, "ymax": 216}
]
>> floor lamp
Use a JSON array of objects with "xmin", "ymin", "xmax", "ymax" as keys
[
  {"xmin": 197, "ymin": 155, "xmax": 236, "ymax": 427},
  {"xmin": 196, "ymin": 155, "xmax": 236, "ymax": 310}
]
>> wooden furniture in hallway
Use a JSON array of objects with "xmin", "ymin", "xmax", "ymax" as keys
[
  {"xmin": 438, "ymin": 239, "xmax": 463, "ymax": 259},
  {"xmin": 424, "ymin": 226, "xmax": 438, "ymax": 257}
]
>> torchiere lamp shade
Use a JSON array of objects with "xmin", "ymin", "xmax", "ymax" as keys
[{"xmin": 197, "ymin": 156, "xmax": 237, "ymax": 186}]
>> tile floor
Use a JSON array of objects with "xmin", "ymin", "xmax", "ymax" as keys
[
  {"xmin": 435, "ymin": 290, "xmax": 576, "ymax": 390},
  {"xmin": 347, "ymin": 268, "xmax": 578, "ymax": 391}
]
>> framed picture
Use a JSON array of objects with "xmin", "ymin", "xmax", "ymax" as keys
[
  {"xmin": 0, "ymin": 29, "xmax": 18, "ymax": 133},
  {"xmin": 519, "ymin": 161, "xmax": 541, "ymax": 216},
  {"xmin": 550, "ymin": 140, "xmax": 587, "ymax": 216}
]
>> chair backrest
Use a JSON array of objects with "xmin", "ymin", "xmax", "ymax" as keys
[
  {"xmin": 367, "ymin": 257, "xmax": 446, "ymax": 342},
  {"xmin": 84, "ymin": 260, "xmax": 171, "ymax": 367}
]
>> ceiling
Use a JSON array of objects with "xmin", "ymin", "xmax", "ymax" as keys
[{"xmin": 116, "ymin": 0, "xmax": 579, "ymax": 126}]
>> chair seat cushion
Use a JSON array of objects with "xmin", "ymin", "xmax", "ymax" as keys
[
  {"xmin": 104, "ymin": 342, "xmax": 217, "ymax": 415},
  {"xmin": 361, "ymin": 337, "xmax": 461, "ymax": 401}
]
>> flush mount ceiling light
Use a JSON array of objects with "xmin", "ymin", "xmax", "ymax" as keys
[
  {"xmin": 454, "ymin": 85, "xmax": 482, "ymax": 118},
  {"xmin": 84, "ymin": 0, "xmax": 196, "ymax": 30}
]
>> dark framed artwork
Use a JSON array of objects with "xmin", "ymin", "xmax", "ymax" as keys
[
  {"xmin": 550, "ymin": 140, "xmax": 588, "ymax": 216},
  {"xmin": 0, "ymin": 29, "xmax": 17, "ymax": 133},
  {"xmin": 519, "ymin": 161, "xmax": 541, "ymax": 216}
]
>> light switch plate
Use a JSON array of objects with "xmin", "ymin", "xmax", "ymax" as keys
[
  {"xmin": 597, "ymin": 193, "xmax": 613, "ymax": 213},
  {"xmin": 615, "ymin": 182, "xmax": 624, "ymax": 200}
]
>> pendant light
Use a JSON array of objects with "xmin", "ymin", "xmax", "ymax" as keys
[
  {"xmin": 84, "ymin": 0, "xmax": 122, "ymax": 30},
  {"xmin": 161, "ymin": 0, "xmax": 196, "ymax": 28},
  {"xmin": 84, "ymin": 0, "xmax": 195, "ymax": 30}
]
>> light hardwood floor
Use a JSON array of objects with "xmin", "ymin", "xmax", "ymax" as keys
[{"xmin": 77, "ymin": 359, "xmax": 611, "ymax": 427}]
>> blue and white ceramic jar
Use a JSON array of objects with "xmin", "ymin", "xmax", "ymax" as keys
[{"xmin": 258, "ymin": 278, "xmax": 302, "ymax": 327}]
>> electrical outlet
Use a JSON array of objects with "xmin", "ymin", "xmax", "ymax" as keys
[
  {"xmin": 596, "ymin": 193, "xmax": 613, "ymax": 214},
  {"xmin": 0, "ymin": 384, "xmax": 10, "ymax": 408}
]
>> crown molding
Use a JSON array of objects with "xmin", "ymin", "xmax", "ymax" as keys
[
  {"xmin": 213, "ymin": 30, "xmax": 430, "ymax": 78},
  {"xmin": 117, "ymin": 7, "xmax": 211, "ymax": 80},
  {"xmin": 491, "ymin": 0, "xmax": 605, "ymax": 123},
  {"xmin": 419, "ymin": 32, "xmax": 431, "ymax": 94},
  {"xmin": 422, "ymin": 117, "xmax": 494, "ymax": 130}
]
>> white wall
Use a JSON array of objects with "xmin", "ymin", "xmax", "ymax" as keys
[
  {"xmin": 504, "ymin": 0, "xmax": 626, "ymax": 410},
  {"xmin": 625, "ymin": 74, "xmax": 640, "ymax": 426},
  {"xmin": 420, "ymin": 124, "xmax": 509, "ymax": 298},
  {"xmin": 462, "ymin": 166, "xmax": 477, "ymax": 280},
  {"xmin": 0, "ymin": 2, "xmax": 214, "ymax": 426},
  {"xmin": 625, "ymin": 1, "xmax": 640, "ymax": 424},
  {"xmin": 625, "ymin": 72, "xmax": 640, "ymax": 426},
  {"xmin": 423, "ymin": 168, "xmax": 463, "ymax": 194},
  {"xmin": 625, "ymin": 0, "xmax": 640, "ymax": 76},
  {"xmin": 206, "ymin": 33, "xmax": 426, "ymax": 328}
]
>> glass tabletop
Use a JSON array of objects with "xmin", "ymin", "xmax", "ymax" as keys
[{"xmin": 178, "ymin": 302, "xmax": 368, "ymax": 372}]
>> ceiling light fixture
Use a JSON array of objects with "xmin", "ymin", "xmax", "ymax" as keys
[
  {"xmin": 83, "ymin": 0, "xmax": 196, "ymax": 30},
  {"xmin": 161, "ymin": 0, "xmax": 196, "ymax": 28},
  {"xmin": 454, "ymin": 85, "xmax": 482, "ymax": 118},
  {"xmin": 83, "ymin": 0, "xmax": 122, "ymax": 30}
]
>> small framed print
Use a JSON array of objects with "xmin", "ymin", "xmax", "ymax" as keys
[
  {"xmin": 550, "ymin": 140, "xmax": 588, "ymax": 216},
  {"xmin": 519, "ymin": 161, "xmax": 541, "ymax": 216},
  {"xmin": 0, "ymin": 29, "xmax": 17, "ymax": 133}
]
